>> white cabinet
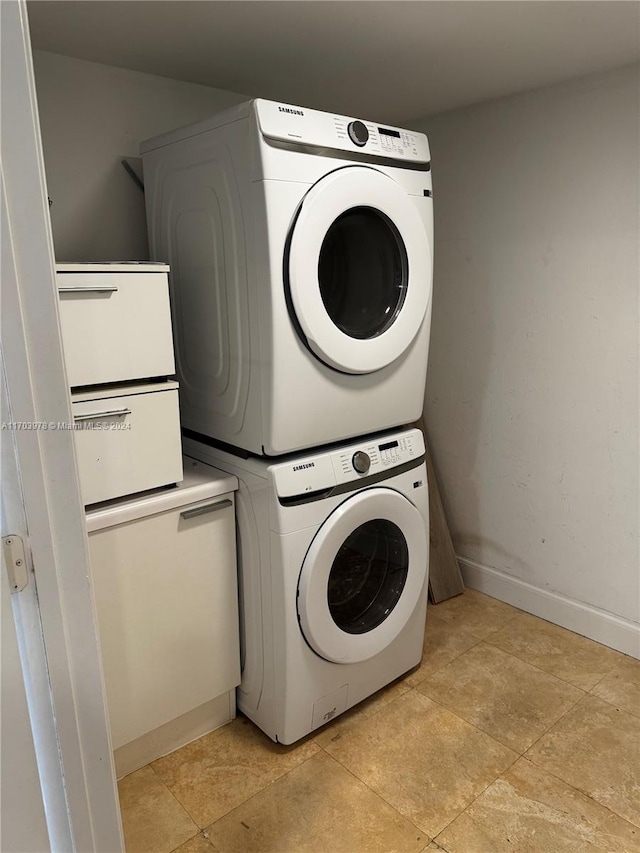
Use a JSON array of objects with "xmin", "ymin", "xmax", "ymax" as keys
[
  {"xmin": 86, "ymin": 458, "xmax": 240, "ymax": 770},
  {"xmin": 57, "ymin": 263, "xmax": 174, "ymax": 388},
  {"xmin": 71, "ymin": 381, "xmax": 183, "ymax": 505},
  {"xmin": 57, "ymin": 262, "xmax": 184, "ymax": 504}
]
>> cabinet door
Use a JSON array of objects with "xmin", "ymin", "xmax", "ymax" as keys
[
  {"xmin": 88, "ymin": 494, "xmax": 240, "ymax": 749},
  {"xmin": 58, "ymin": 272, "xmax": 175, "ymax": 387},
  {"xmin": 72, "ymin": 386, "xmax": 182, "ymax": 505}
]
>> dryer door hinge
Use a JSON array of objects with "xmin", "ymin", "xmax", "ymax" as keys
[{"xmin": 3, "ymin": 534, "xmax": 28, "ymax": 593}]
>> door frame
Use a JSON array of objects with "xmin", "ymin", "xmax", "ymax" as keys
[{"xmin": 1, "ymin": 2, "xmax": 123, "ymax": 849}]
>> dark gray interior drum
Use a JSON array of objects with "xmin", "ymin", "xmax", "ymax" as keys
[
  {"xmin": 318, "ymin": 207, "xmax": 408, "ymax": 340},
  {"xmin": 327, "ymin": 519, "xmax": 409, "ymax": 634},
  {"xmin": 297, "ymin": 487, "xmax": 428, "ymax": 663}
]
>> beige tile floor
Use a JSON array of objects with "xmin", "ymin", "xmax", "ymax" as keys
[{"xmin": 118, "ymin": 590, "xmax": 640, "ymax": 853}]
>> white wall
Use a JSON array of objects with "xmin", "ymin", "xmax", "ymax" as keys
[
  {"xmin": 32, "ymin": 51, "xmax": 247, "ymax": 260},
  {"xmin": 414, "ymin": 65, "xmax": 639, "ymax": 655}
]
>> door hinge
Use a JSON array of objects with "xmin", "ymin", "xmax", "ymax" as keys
[{"xmin": 3, "ymin": 534, "xmax": 28, "ymax": 593}]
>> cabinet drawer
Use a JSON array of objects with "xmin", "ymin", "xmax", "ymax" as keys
[
  {"xmin": 72, "ymin": 383, "xmax": 182, "ymax": 505},
  {"xmin": 57, "ymin": 271, "xmax": 175, "ymax": 387},
  {"xmin": 87, "ymin": 489, "xmax": 240, "ymax": 749}
]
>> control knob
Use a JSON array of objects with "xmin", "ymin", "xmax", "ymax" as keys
[
  {"xmin": 347, "ymin": 120, "xmax": 369, "ymax": 147},
  {"xmin": 352, "ymin": 451, "xmax": 371, "ymax": 474}
]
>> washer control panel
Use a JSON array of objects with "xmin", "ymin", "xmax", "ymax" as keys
[
  {"xmin": 272, "ymin": 428, "xmax": 425, "ymax": 499},
  {"xmin": 255, "ymin": 99, "xmax": 430, "ymax": 165},
  {"xmin": 334, "ymin": 432, "xmax": 420, "ymax": 481}
]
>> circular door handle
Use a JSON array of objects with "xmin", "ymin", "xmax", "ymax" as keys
[
  {"xmin": 352, "ymin": 451, "xmax": 371, "ymax": 474},
  {"xmin": 347, "ymin": 120, "xmax": 369, "ymax": 147}
]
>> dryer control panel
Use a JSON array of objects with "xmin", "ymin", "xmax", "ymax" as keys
[
  {"xmin": 272, "ymin": 428, "xmax": 425, "ymax": 499},
  {"xmin": 255, "ymin": 99, "xmax": 430, "ymax": 165}
]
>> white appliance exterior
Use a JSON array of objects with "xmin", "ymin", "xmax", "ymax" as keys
[
  {"xmin": 142, "ymin": 100, "xmax": 433, "ymax": 456},
  {"xmin": 183, "ymin": 427, "xmax": 429, "ymax": 745}
]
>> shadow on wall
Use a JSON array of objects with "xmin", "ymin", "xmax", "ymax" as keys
[
  {"xmin": 418, "ymin": 64, "xmax": 640, "ymax": 627},
  {"xmin": 423, "ymin": 230, "xmax": 500, "ymax": 574},
  {"xmin": 47, "ymin": 154, "xmax": 149, "ymax": 262}
]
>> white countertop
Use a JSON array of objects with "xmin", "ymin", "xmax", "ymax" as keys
[{"xmin": 86, "ymin": 456, "xmax": 238, "ymax": 532}]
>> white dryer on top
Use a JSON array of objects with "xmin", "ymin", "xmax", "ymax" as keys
[{"xmin": 142, "ymin": 99, "xmax": 433, "ymax": 456}]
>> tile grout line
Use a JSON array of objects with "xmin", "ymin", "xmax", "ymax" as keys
[
  {"xmin": 311, "ymin": 679, "xmax": 416, "ymax": 749},
  {"xmin": 411, "ymin": 684, "xmax": 573, "ymax": 758},
  {"xmin": 586, "ymin": 663, "xmax": 623, "ymax": 694},
  {"xmin": 521, "ymin": 688, "xmax": 593, "ymax": 759},
  {"xmin": 116, "ymin": 763, "xmax": 201, "ymax": 852},
  {"xmin": 411, "ymin": 596, "xmax": 531, "ymax": 688},
  {"xmin": 427, "ymin": 842, "xmax": 452, "ymax": 853},
  {"xmin": 415, "ymin": 634, "xmax": 592, "ymax": 704},
  {"xmin": 420, "ymin": 600, "xmax": 599, "ymax": 734},
  {"xmin": 522, "ymin": 686, "xmax": 640, "ymax": 830},
  {"xmin": 133, "ymin": 597, "xmax": 631, "ymax": 848},
  {"xmin": 585, "ymin": 688, "xmax": 640, "ymax": 720},
  {"xmin": 480, "ymin": 635, "xmax": 615, "ymax": 693},
  {"xmin": 519, "ymin": 753, "xmax": 640, "ymax": 832},
  {"xmin": 147, "ymin": 761, "xmax": 209, "ymax": 832},
  {"xmin": 433, "ymin": 614, "xmax": 548, "ymax": 766},
  {"xmin": 399, "ymin": 679, "xmax": 533, "ymax": 762},
  {"xmin": 458, "ymin": 595, "xmax": 628, "ymax": 686},
  {"xmin": 410, "ymin": 688, "xmax": 512, "ymax": 748},
  {"xmin": 520, "ymin": 690, "xmax": 640, "ymax": 828},
  {"xmin": 166, "ymin": 829, "xmax": 213, "ymax": 853},
  {"xmin": 197, "ymin": 744, "xmax": 433, "ymax": 848},
  {"xmin": 317, "ymin": 744, "xmax": 433, "ymax": 846},
  {"xmin": 317, "ymin": 742, "xmax": 434, "ymax": 844},
  {"xmin": 144, "ymin": 763, "xmax": 201, "ymax": 834},
  {"xmin": 434, "ymin": 747, "xmax": 640, "ymax": 847},
  {"xmin": 317, "ymin": 685, "xmax": 521, "ymax": 844},
  {"xmin": 195, "ymin": 746, "xmax": 322, "ymax": 837},
  {"xmin": 409, "ymin": 665, "xmax": 601, "ymax": 832},
  {"xmin": 430, "ymin": 748, "xmax": 522, "ymax": 845},
  {"xmin": 430, "ymin": 608, "xmax": 522, "ymax": 647},
  {"xmin": 408, "ymin": 635, "xmax": 484, "ymax": 688},
  {"xmin": 149, "ymin": 685, "xmax": 429, "ymax": 839}
]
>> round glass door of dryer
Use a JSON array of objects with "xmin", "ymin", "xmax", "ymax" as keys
[
  {"xmin": 287, "ymin": 167, "xmax": 432, "ymax": 375},
  {"xmin": 318, "ymin": 208, "xmax": 407, "ymax": 340},
  {"xmin": 297, "ymin": 488, "xmax": 428, "ymax": 663}
]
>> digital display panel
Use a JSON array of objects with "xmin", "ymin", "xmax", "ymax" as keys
[
  {"xmin": 378, "ymin": 127, "xmax": 401, "ymax": 139},
  {"xmin": 379, "ymin": 440, "xmax": 399, "ymax": 451}
]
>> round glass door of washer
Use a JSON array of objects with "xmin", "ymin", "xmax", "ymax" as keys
[{"xmin": 297, "ymin": 487, "xmax": 428, "ymax": 663}]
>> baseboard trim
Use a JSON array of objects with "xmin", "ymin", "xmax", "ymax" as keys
[
  {"xmin": 458, "ymin": 556, "xmax": 640, "ymax": 659},
  {"xmin": 113, "ymin": 691, "xmax": 236, "ymax": 779}
]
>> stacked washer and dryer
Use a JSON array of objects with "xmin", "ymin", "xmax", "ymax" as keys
[{"xmin": 141, "ymin": 100, "xmax": 434, "ymax": 744}]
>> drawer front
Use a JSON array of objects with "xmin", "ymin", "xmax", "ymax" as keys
[
  {"xmin": 72, "ymin": 388, "xmax": 183, "ymax": 505},
  {"xmin": 58, "ymin": 272, "xmax": 175, "ymax": 387},
  {"xmin": 88, "ymin": 493, "xmax": 240, "ymax": 748}
]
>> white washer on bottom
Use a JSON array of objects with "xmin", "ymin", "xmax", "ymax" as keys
[{"xmin": 184, "ymin": 427, "xmax": 429, "ymax": 744}]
